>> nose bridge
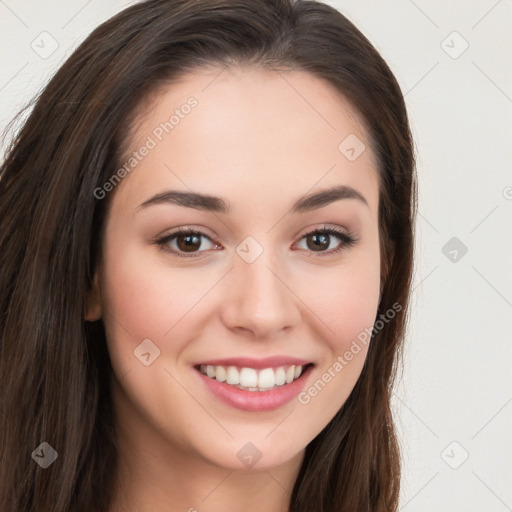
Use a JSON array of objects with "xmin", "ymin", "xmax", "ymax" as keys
[{"xmin": 221, "ymin": 234, "xmax": 300, "ymax": 335}]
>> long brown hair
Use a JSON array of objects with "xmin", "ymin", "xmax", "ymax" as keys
[{"xmin": 0, "ymin": 1, "xmax": 417, "ymax": 510}]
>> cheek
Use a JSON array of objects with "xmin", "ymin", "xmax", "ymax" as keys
[
  {"xmin": 102, "ymin": 256, "xmax": 166, "ymax": 337},
  {"xmin": 99, "ymin": 235, "xmax": 230, "ymax": 377},
  {"xmin": 300, "ymin": 249, "xmax": 381, "ymax": 351},
  {"xmin": 99, "ymin": 234, "xmax": 188, "ymax": 372},
  {"xmin": 331, "ymin": 267, "xmax": 380, "ymax": 347},
  {"xmin": 292, "ymin": 247, "xmax": 380, "ymax": 408}
]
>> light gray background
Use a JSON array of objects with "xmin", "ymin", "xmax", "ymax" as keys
[{"xmin": 1, "ymin": 1, "xmax": 511, "ymax": 510}]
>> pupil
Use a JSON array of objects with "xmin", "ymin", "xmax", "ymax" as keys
[
  {"xmin": 179, "ymin": 234, "xmax": 200, "ymax": 252},
  {"xmin": 310, "ymin": 233, "xmax": 328, "ymax": 251}
]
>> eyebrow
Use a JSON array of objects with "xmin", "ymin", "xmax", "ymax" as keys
[{"xmin": 137, "ymin": 184, "xmax": 368, "ymax": 214}]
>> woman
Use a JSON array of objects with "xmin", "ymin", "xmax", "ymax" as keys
[{"xmin": 0, "ymin": 0, "xmax": 417, "ymax": 510}]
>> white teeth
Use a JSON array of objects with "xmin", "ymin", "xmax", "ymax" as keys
[
  {"xmin": 198, "ymin": 363, "xmax": 309, "ymax": 391},
  {"xmin": 215, "ymin": 365, "xmax": 226, "ymax": 382},
  {"xmin": 239, "ymin": 368, "xmax": 258, "ymax": 388},
  {"xmin": 275, "ymin": 367, "xmax": 286, "ymax": 386},
  {"xmin": 285, "ymin": 365, "xmax": 295, "ymax": 384},
  {"xmin": 258, "ymin": 368, "xmax": 275, "ymax": 388},
  {"xmin": 226, "ymin": 366, "xmax": 240, "ymax": 385}
]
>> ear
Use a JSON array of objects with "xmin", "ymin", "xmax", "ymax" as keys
[{"xmin": 85, "ymin": 271, "xmax": 102, "ymax": 322}]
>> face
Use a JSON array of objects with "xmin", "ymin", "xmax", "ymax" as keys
[{"xmin": 87, "ymin": 66, "xmax": 381, "ymax": 472}]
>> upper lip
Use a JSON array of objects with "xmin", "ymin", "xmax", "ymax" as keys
[{"xmin": 193, "ymin": 356, "xmax": 313, "ymax": 369}]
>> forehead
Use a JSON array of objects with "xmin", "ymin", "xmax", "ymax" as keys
[{"xmin": 113, "ymin": 65, "xmax": 379, "ymax": 215}]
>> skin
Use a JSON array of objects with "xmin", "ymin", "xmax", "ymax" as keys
[{"xmin": 87, "ymin": 66, "xmax": 381, "ymax": 512}]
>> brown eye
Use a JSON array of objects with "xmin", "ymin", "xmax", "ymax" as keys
[
  {"xmin": 296, "ymin": 227, "xmax": 358, "ymax": 256},
  {"xmin": 156, "ymin": 228, "xmax": 220, "ymax": 258},
  {"xmin": 305, "ymin": 232, "xmax": 330, "ymax": 252},
  {"xmin": 175, "ymin": 232, "xmax": 202, "ymax": 253}
]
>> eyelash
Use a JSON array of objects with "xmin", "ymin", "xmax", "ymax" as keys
[{"xmin": 154, "ymin": 225, "xmax": 359, "ymax": 259}]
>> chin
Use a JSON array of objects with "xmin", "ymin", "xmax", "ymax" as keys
[{"xmin": 195, "ymin": 436, "xmax": 304, "ymax": 472}]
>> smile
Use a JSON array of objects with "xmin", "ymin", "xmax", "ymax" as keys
[
  {"xmin": 193, "ymin": 358, "xmax": 315, "ymax": 412},
  {"xmin": 196, "ymin": 363, "xmax": 312, "ymax": 391}
]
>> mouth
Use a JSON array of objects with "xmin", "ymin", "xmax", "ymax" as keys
[
  {"xmin": 194, "ymin": 362, "xmax": 315, "ymax": 392},
  {"xmin": 192, "ymin": 360, "xmax": 315, "ymax": 412}
]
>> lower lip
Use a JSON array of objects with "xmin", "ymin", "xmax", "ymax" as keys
[{"xmin": 194, "ymin": 365, "xmax": 314, "ymax": 412}]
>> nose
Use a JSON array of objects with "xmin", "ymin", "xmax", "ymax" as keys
[{"xmin": 220, "ymin": 242, "xmax": 302, "ymax": 339}]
